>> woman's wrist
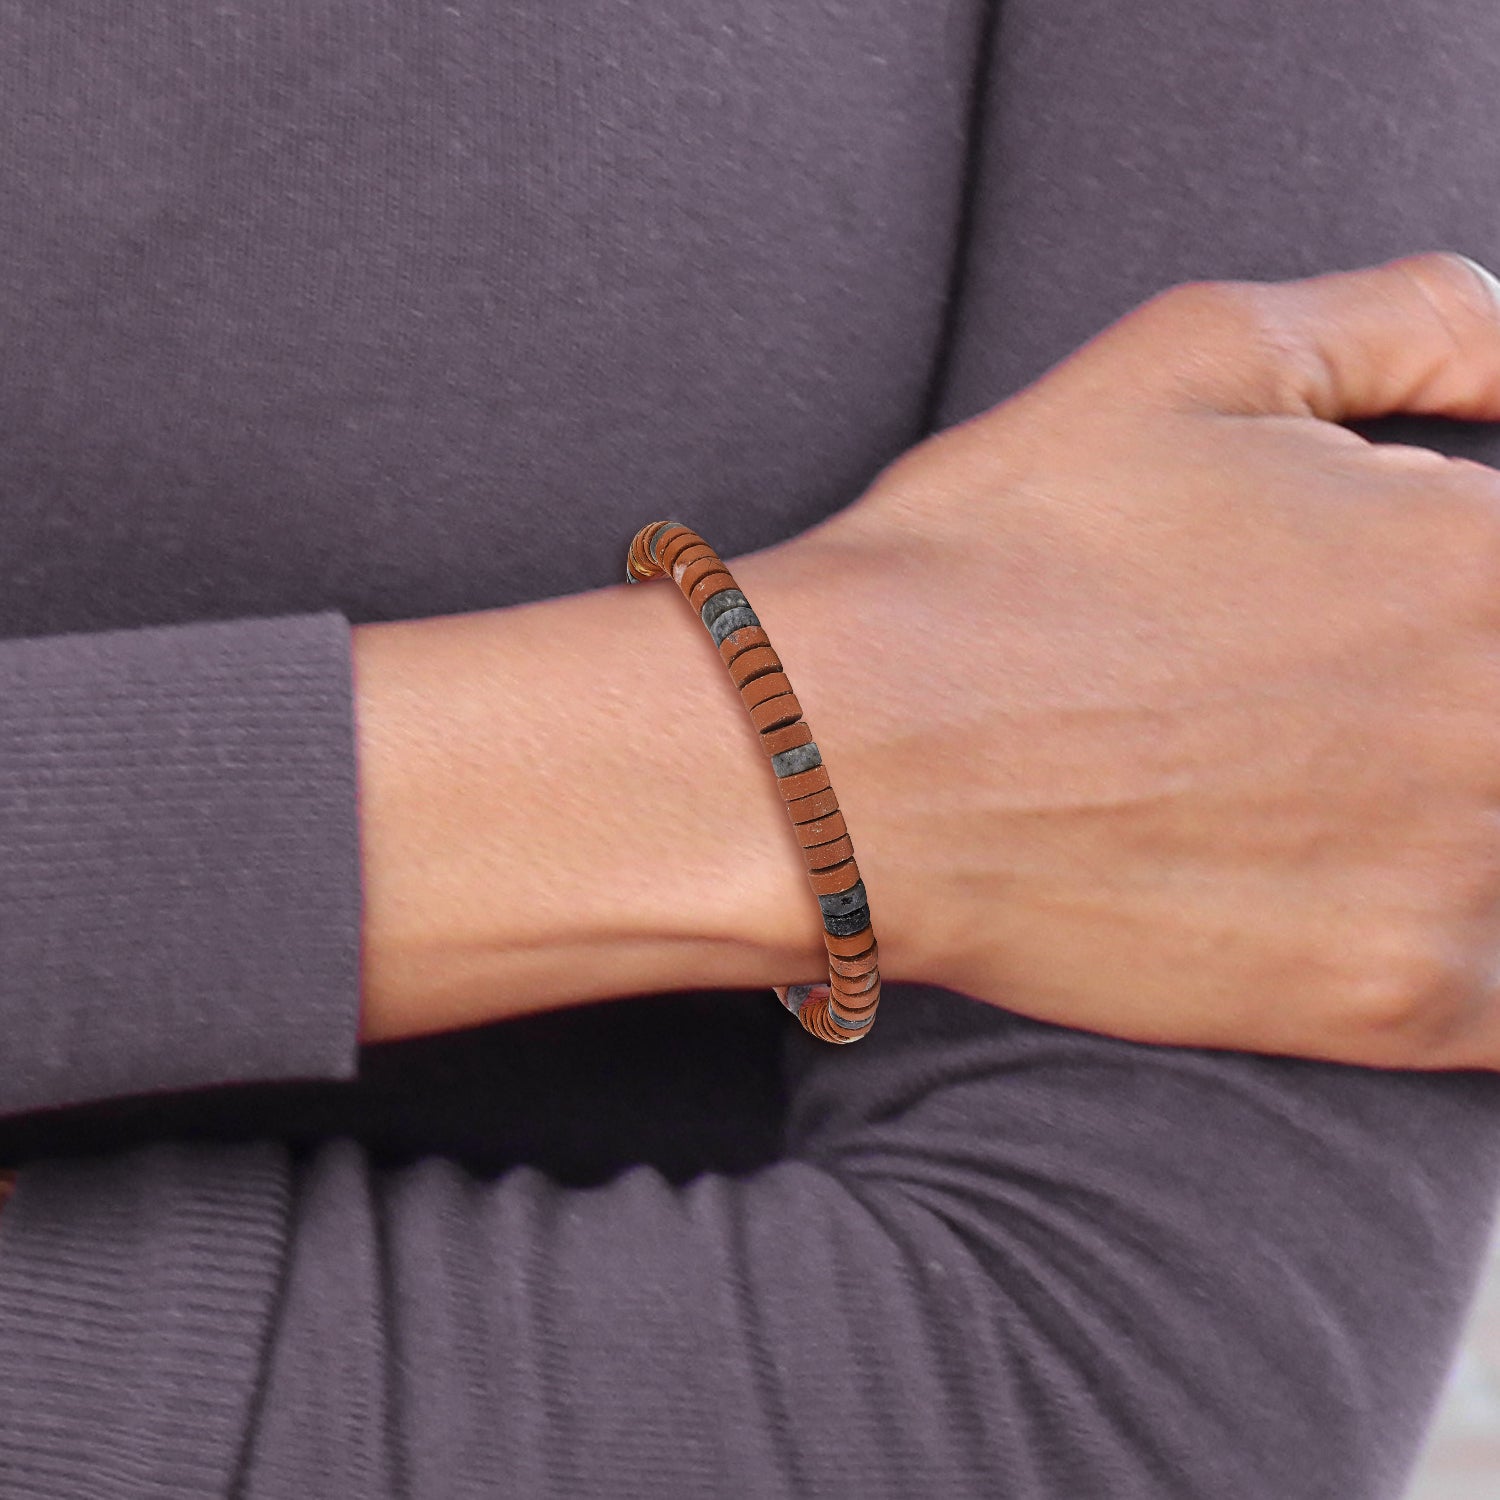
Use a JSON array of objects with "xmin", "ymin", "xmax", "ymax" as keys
[{"xmin": 350, "ymin": 545, "xmax": 854, "ymax": 1045}]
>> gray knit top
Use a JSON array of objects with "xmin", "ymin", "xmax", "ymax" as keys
[{"xmin": 2, "ymin": 4, "xmax": 1500, "ymax": 1496}]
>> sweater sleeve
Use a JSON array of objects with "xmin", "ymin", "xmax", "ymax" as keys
[
  {"xmin": 2, "ymin": 987, "xmax": 1499, "ymax": 1497},
  {"xmin": 0, "ymin": 609, "xmax": 362, "ymax": 1119}
]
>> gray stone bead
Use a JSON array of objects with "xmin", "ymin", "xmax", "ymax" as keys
[
  {"xmin": 770, "ymin": 741, "xmax": 820, "ymax": 777},
  {"xmin": 820, "ymin": 880, "xmax": 867, "ymax": 919},
  {"xmin": 707, "ymin": 604, "xmax": 760, "ymax": 645},
  {"xmin": 830, "ymin": 1010, "xmax": 875, "ymax": 1031},
  {"xmin": 824, "ymin": 904, "xmax": 871, "ymax": 938},
  {"xmin": 699, "ymin": 588, "xmax": 747, "ymax": 630}
]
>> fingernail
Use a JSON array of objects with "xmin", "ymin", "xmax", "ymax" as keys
[{"xmin": 1455, "ymin": 254, "xmax": 1500, "ymax": 313}]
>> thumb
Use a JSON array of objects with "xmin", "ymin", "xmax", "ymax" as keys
[{"xmin": 1120, "ymin": 251, "xmax": 1500, "ymax": 425}]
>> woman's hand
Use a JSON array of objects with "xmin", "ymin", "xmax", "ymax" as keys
[{"xmin": 768, "ymin": 252, "xmax": 1500, "ymax": 1069}]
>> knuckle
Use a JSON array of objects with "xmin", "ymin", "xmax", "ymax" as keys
[
  {"xmin": 1145, "ymin": 278, "xmax": 1267, "ymax": 339},
  {"xmin": 1394, "ymin": 250, "xmax": 1499, "ymax": 328},
  {"xmin": 1379, "ymin": 252, "xmax": 1500, "ymax": 374},
  {"xmin": 1132, "ymin": 280, "xmax": 1307, "ymax": 408}
]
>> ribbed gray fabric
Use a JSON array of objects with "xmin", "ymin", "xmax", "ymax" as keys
[{"xmin": 1, "ymin": 3, "xmax": 1499, "ymax": 1496}]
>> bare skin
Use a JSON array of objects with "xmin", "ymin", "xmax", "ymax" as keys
[
  {"xmin": 777, "ymin": 251, "xmax": 1500, "ymax": 1069},
  {"xmin": 353, "ymin": 250, "xmax": 1500, "ymax": 1073}
]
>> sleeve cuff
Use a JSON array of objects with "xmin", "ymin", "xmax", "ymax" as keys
[{"xmin": 0, "ymin": 609, "xmax": 363, "ymax": 1116}]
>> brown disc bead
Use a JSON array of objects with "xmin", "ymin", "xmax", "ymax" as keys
[
  {"xmin": 828, "ymin": 1010, "xmax": 878, "ymax": 1040},
  {"xmin": 833, "ymin": 967, "xmax": 879, "ymax": 995},
  {"xmin": 803, "ymin": 833, "xmax": 855, "ymax": 872},
  {"xmin": 777, "ymin": 764, "xmax": 832, "ymax": 802},
  {"xmin": 624, "ymin": 534, "xmax": 653, "ymax": 580},
  {"xmin": 828, "ymin": 947, "xmax": 878, "ymax": 979},
  {"xmin": 828, "ymin": 1003, "xmax": 879, "ymax": 1036},
  {"xmin": 719, "ymin": 623, "xmax": 772, "ymax": 663},
  {"xmin": 717, "ymin": 617, "xmax": 766, "ymax": 646},
  {"xmin": 627, "ymin": 521, "xmax": 881, "ymax": 1046},
  {"xmin": 741, "ymin": 670, "xmax": 794, "ymax": 712},
  {"xmin": 677, "ymin": 555, "xmax": 732, "ymax": 600},
  {"xmin": 671, "ymin": 556, "xmax": 717, "ymax": 592},
  {"xmin": 635, "ymin": 518, "xmax": 676, "ymax": 550},
  {"xmin": 830, "ymin": 967, "xmax": 880, "ymax": 999},
  {"xmin": 656, "ymin": 528, "xmax": 703, "ymax": 572},
  {"xmin": 797, "ymin": 1000, "xmax": 836, "ymax": 1042},
  {"xmin": 687, "ymin": 568, "xmax": 738, "ymax": 611},
  {"xmin": 832, "ymin": 1001, "xmax": 880, "ymax": 1031},
  {"xmin": 666, "ymin": 529, "xmax": 709, "ymax": 554},
  {"xmin": 627, "ymin": 525, "xmax": 674, "ymax": 580},
  {"xmin": 729, "ymin": 651, "xmax": 785, "ymax": 693},
  {"xmin": 725, "ymin": 644, "xmax": 781, "ymax": 689},
  {"xmin": 664, "ymin": 533, "xmax": 712, "ymax": 567},
  {"xmin": 750, "ymin": 691, "xmax": 803, "ymax": 734},
  {"xmin": 806, "ymin": 857, "xmax": 859, "ymax": 896},
  {"xmin": 803, "ymin": 998, "xmax": 870, "ymax": 1044},
  {"xmin": 825, "ymin": 928, "xmax": 876, "ymax": 960},
  {"xmin": 760, "ymin": 720, "xmax": 814, "ymax": 757},
  {"xmin": 794, "ymin": 992, "xmax": 833, "ymax": 1033},
  {"xmin": 644, "ymin": 519, "xmax": 684, "ymax": 550},
  {"xmin": 807, "ymin": 1009, "xmax": 845, "ymax": 1044},
  {"xmin": 785, "ymin": 785, "xmax": 840, "ymax": 823},
  {"xmin": 828, "ymin": 996, "xmax": 876, "ymax": 1032},
  {"xmin": 830, "ymin": 997, "xmax": 881, "ymax": 1030},
  {"xmin": 834, "ymin": 978, "xmax": 876, "ymax": 1014},
  {"xmin": 794, "ymin": 809, "xmax": 847, "ymax": 848}
]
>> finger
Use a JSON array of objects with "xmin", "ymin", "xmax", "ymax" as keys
[{"xmin": 1129, "ymin": 251, "xmax": 1500, "ymax": 424}]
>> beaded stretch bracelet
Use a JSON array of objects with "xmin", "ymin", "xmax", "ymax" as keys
[{"xmin": 625, "ymin": 521, "xmax": 880, "ymax": 1045}]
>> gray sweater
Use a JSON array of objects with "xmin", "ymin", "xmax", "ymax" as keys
[{"xmin": 3, "ymin": 3, "xmax": 1500, "ymax": 1496}]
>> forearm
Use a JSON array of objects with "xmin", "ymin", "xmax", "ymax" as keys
[{"xmin": 352, "ymin": 543, "xmax": 857, "ymax": 1044}]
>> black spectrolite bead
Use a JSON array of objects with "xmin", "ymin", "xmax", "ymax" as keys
[
  {"xmin": 707, "ymin": 605, "xmax": 760, "ymax": 645},
  {"xmin": 700, "ymin": 588, "xmax": 748, "ymax": 630},
  {"xmin": 824, "ymin": 902, "xmax": 871, "ymax": 937},
  {"xmin": 818, "ymin": 880, "xmax": 867, "ymax": 918}
]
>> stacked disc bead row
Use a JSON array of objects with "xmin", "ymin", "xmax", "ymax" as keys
[{"xmin": 625, "ymin": 520, "xmax": 880, "ymax": 1044}]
